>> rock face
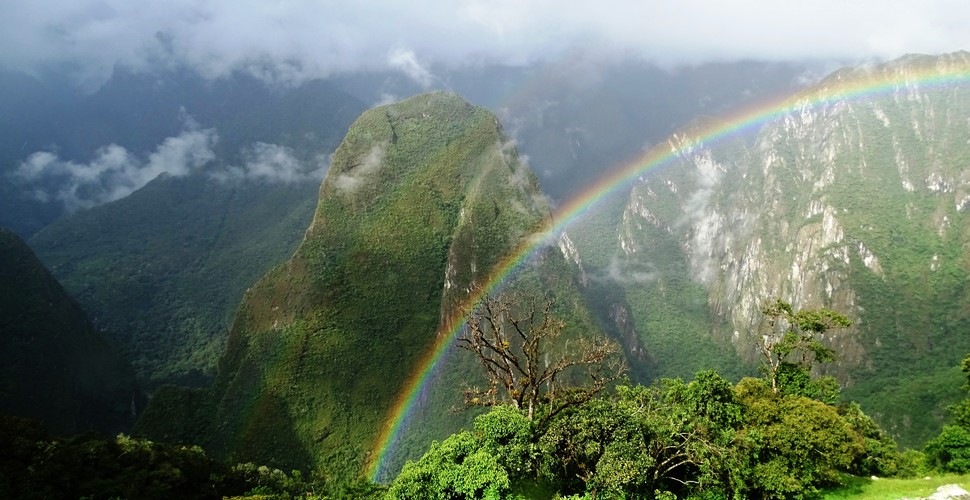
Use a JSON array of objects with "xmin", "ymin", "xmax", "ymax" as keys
[
  {"xmin": 136, "ymin": 92, "xmax": 597, "ymax": 480},
  {"xmin": 919, "ymin": 484, "xmax": 970, "ymax": 500},
  {"xmin": 0, "ymin": 228, "xmax": 140, "ymax": 434},
  {"xmin": 567, "ymin": 52, "xmax": 970, "ymax": 445}
]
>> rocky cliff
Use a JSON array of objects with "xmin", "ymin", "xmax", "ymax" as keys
[{"xmin": 568, "ymin": 52, "xmax": 970, "ymax": 445}]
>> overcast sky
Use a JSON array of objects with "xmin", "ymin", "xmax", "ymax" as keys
[{"xmin": 2, "ymin": 0, "xmax": 969, "ymax": 88}]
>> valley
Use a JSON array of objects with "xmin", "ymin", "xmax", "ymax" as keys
[{"xmin": 3, "ymin": 50, "xmax": 970, "ymax": 497}]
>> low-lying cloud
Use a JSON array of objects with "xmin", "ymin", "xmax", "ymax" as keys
[
  {"xmin": 332, "ymin": 144, "xmax": 386, "ymax": 194},
  {"xmin": 388, "ymin": 48, "xmax": 436, "ymax": 88},
  {"xmin": 12, "ymin": 129, "xmax": 327, "ymax": 211},
  {"xmin": 13, "ymin": 129, "xmax": 217, "ymax": 211},
  {"xmin": 210, "ymin": 143, "xmax": 328, "ymax": 184}
]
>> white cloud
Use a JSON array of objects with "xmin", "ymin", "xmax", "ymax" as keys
[
  {"xmin": 332, "ymin": 143, "xmax": 386, "ymax": 194},
  {"xmin": 388, "ymin": 48, "xmax": 436, "ymax": 88},
  {"xmin": 211, "ymin": 143, "xmax": 327, "ymax": 184},
  {"xmin": 12, "ymin": 129, "xmax": 216, "ymax": 211},
  {"xmin": 2, "ymin": 1, "xmax": 968, "ymax": 88}
]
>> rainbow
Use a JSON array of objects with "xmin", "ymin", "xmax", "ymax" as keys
[{"xmin": 367, "ymin": 53, "xmax": 970, "ymax": 482}]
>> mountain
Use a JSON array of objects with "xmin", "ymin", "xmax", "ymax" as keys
[
  {"xmin": 11, "ymin": 60, "xmax": 809, "ymax": 389},
  {"xmin": 565, "ymin": 51, "xmax": 970, "ymax": 446},
  {"xmin": 135, "ymin": 91, "xmax": 604, "ymax": 482},
  {"xmin": 0, "ymin": 228, "xmax": 140, "ymax": 434},
  {"xmin": 25, "ymin": 69, "xmax": 367, "ymax": 387},
  {"xmin": 331, "ymin": 58, "xmax": 817, "ymax": 203}
]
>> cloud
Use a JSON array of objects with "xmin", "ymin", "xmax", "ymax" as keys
[
  {"xmin": 3, "ymin": 1, "xmax": 968, "ymax": 88},
  {"xmin": 388, "ymin": 48, "xmax": 436, "ymax": 88},
  {"xmin": 596, "ymin": 254, "xmax": 658, "ymax": 285},
  {"xmin": 12, "ymin": 129, "xmax": 216, "ymax": 211},
  {"xmin": 211, "ymin": 143, "xmax": 327, "ymax": 184},
  {"xmin": 332, "ymin": 144, "xmax": 386, "ymax": 194}
]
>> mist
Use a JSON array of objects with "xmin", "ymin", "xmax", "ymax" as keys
[
  {"xmin": 13, "ymin": 128, "xmax": 217, "ymax": 211},
  {"xmin": 210, "ymin": 143, "xmax": 329, "ymax": 185}
]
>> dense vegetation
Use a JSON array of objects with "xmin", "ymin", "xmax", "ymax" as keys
[
  {"xmin": 24, "ymin": 69, "xmax": 367, "ymax": 387},
  {"xmin": 0, "ymin": 227, "xmax": 139, "ymax": 435},
  {"xmin": 134, "ymin": 92, "xmax": 599, "ymax": 485},
  {"xmin": 30, "ymin": 175, "xmax": 326, "ymax": 387},
  {"xmin": 386, "ymin": 374, "xmax": 906, "ymax": 499},
  {"xmin": 7, "ymin": 54, "xmax": 970, "ymax": 498},
  {"xmin": 0, "ymin": 414, "xmax": 386, "ymax": 499},
  {"xmin": 564, "ymin": 52, "xmax": 970, "ymax": 449},
  {"xmin": 11, "ymin": 296, "xmax": 966, "ymax": 499},
  {"xmin": 384, "ymin": 300, "xmax": 914, "ymax": 499},
  {"xmin": 924, "ymin": 354, "xmax": 970, "ymax": 474}
]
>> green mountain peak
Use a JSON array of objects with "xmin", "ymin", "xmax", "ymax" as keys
[{"xmin": 137, "ymin": 91, "xmax": 574, "ymax": 481}]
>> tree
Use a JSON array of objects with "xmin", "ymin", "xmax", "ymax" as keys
[
  {"xmin": 386, "ymin": 406, "xmax": 533, "ymax": 499},
  {"xmin": 756, "ymin": 299, "xmax": 849, "ymax": 399},
  {"xmin": 538, "ymin": 373, "xmax": 748, "ymax": 498},
  {"xmin": 926, "ymin": 353, "xmax": 970, "ymax": 473},
  {"xmin": 458, "ymin": 292, "xmax": 625, "ymax": 425},
  {"xmin": 735, "ymin": 381, "xmax": 864, "ymax": 499}
]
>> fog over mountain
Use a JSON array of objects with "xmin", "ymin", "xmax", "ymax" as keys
[{"xmin": 3, "ymin": 1, "xmax": 968, "ymax": 90}]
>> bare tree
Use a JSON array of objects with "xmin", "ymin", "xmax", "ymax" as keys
[{"xmin": 458, "ymin": 292, "xmax": 626, "ymax": 426}]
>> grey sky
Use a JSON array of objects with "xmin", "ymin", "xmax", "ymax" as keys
[{"xmin": 2, "ymin": 1, "xmax": 968, "ymax": 88}]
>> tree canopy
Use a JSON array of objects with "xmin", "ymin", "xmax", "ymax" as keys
[{"xmin": 386, "ymin": 297, "xmax": 906, "ymax": 499}]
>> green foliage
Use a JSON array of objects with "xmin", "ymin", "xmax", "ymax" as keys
[
  {"xmin": 953, "ymin": 355, "xmax": 970, "ymax": 430},
  {"xmin": 776, "ymin": 363, "xmax": 841, "ymax": 405},
  {"xmin": 388, "ymin": 369, "xmax": 902, "ymax": 499},
  {"xmin": 0, "ymin": 228, "xmax": 139, "ymax": 435},
  {"xmin": 387, "ymin": 407, "xmax": 539, "ymax": 500},
  {"xmin": 757, "ymin": 299, "xmax": 849, "ymax": 402},
  {"xmin": 0, "ymin": 414, "xmax": 388, "ymax": 500},
  {"xmin": 737, "ymin": 389, "xmax": 864, "ymax": 499},
  {"xmin": 538, "ymin": 374, "xmax": 747, "ymax": 498},
  {"xmin": 139, "ymin": 92, "xmax": 564, "ymax": 485},
  {"xmin": 387, "ymin": 432, "xmax": 512, "ymax": 500},
  {"xmin": 925, "ymin": 354, "xmax": 970, "ymax": 474},
  {"xmin": 26, "ymin": 79, "xmax": 366, "ymax": 388},
  {"xmin": 925, "ymin": 426, "xmax": 970, "ymax": 473},
  {"xmin": 0, "ymin": 416, "xmax": 252, "ymax": 499},
  {"xmin": 837, "ymin": 403, "xmax": 904, "ymax": 477}
]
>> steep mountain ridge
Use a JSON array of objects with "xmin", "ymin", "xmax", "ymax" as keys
[
  {"xmin": 0, "ymin": 228, "xmax": 140, "ymax": 434},
  {"xmin": 136, "ymin": 92, "xmax": 601, "ymax": 481},
  {"xmin": 567, "ymin": 51, "xmax": 970, "ymax": 445}
]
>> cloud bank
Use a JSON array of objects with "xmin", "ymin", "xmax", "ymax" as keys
[
  {"xmin": 2, "ymin": 1, "xmax": 968, "ymax": 88},
  {"xmin": 210, "ymin": 143, "xmax": 328, "ymax": 184},
  {"xmin": 13, "ymin": 128, "xmax": 325, "ymax": 211},
  {"xmin": 14, "ymin": 129, "xmax": 217, "ymax": 211}
]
